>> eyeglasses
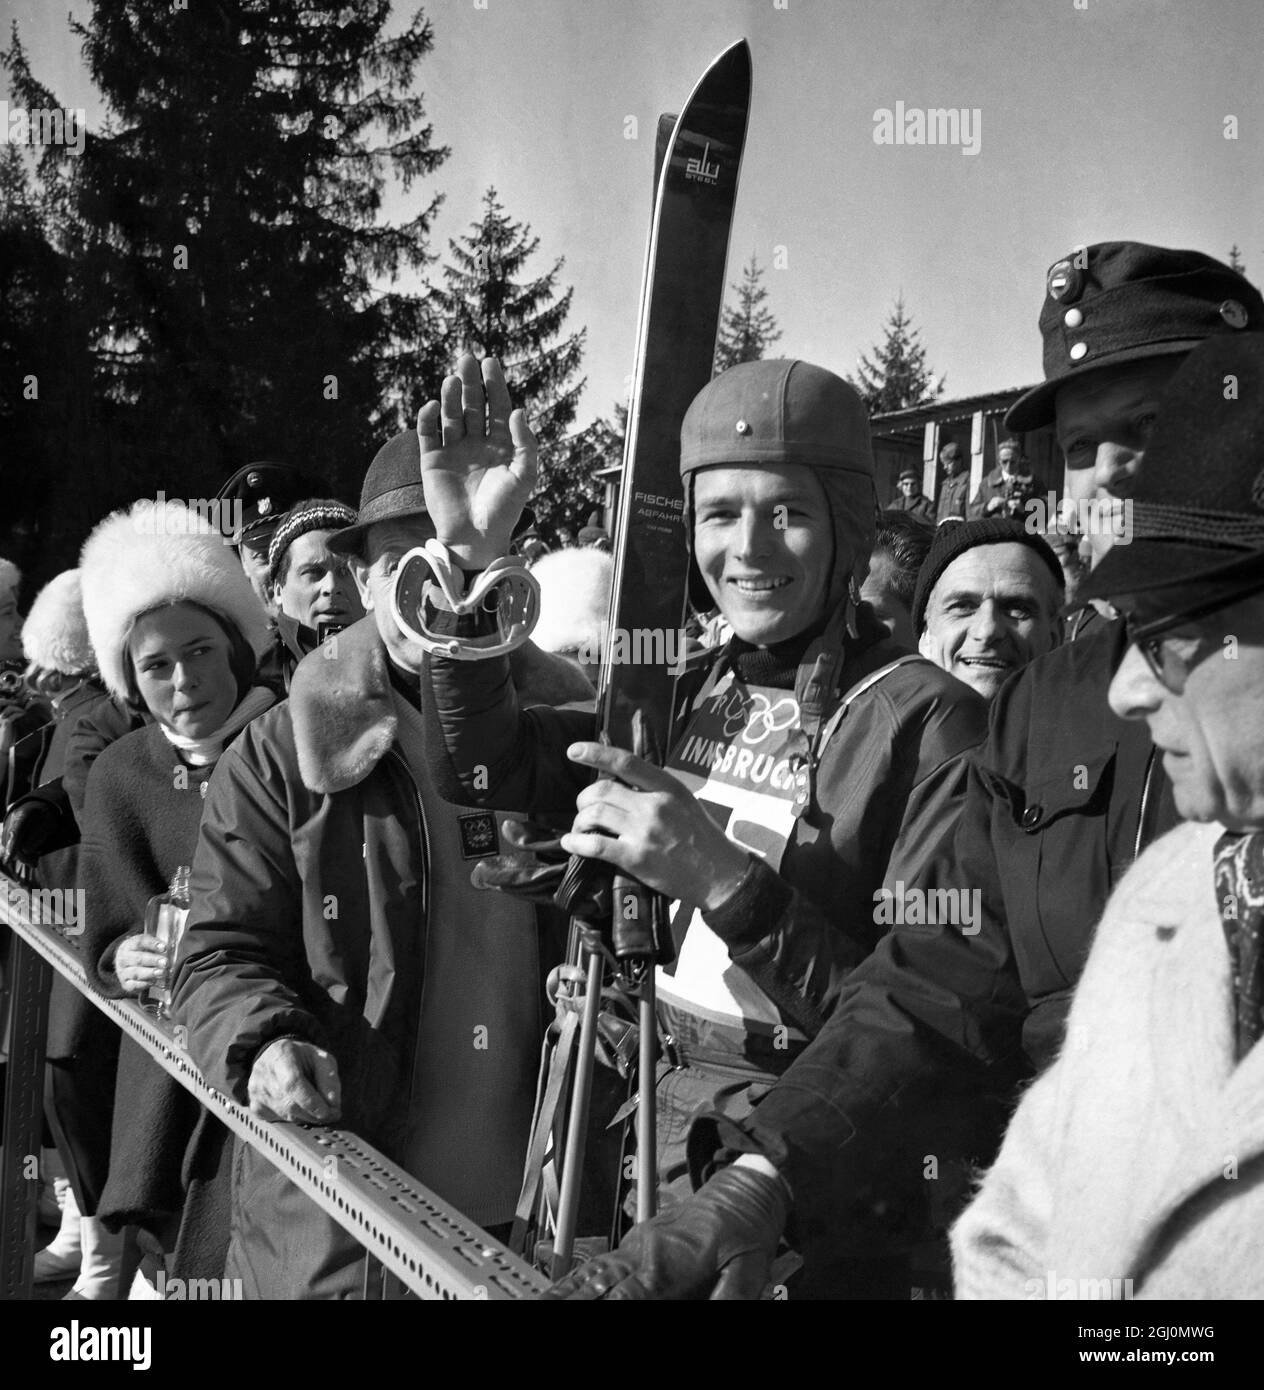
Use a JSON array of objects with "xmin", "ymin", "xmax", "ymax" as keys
[{"xmin": 1124, "ymin": 580, "xmax": 1264, "ymax": 693}]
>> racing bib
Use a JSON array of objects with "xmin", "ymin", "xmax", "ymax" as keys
[{"xmin": 657, "ymin": 671, "xmax": 810, "ymax": 1029}]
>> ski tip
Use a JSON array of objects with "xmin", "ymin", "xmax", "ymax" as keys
[{"xmin": 715, "ymin": 37, "xmax": 752, "ymax": 69}]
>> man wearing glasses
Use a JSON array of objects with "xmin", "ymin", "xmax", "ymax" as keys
[
  {"xmin": 549, "ymin": 243, "xmax": 1264, "ymax": 1301},
  {"xmin": 954, "ymin": 333, "xmax": 1264, "ymax": 1299}
]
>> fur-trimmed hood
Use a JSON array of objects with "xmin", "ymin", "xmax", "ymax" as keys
[
  {"xmin": 80, "ymin": 499, "xmax": 273, "ymax": 700},
  {"xmin": 22, "ymin": 569, "xmax": 94, "ymax": 675},
  {"xmin": 289, "ymin": 617, "xmax": 595, "ymax": 794}
]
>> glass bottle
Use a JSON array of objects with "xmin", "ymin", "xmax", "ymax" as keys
[{"xmin": 145, "ymin": 864, "xmax": 192, "ymax": 1019}]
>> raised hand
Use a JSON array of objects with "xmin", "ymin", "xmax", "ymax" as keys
[{"xmin": 416, "ymin": 354, "xmax": 537, "ymax": 569}]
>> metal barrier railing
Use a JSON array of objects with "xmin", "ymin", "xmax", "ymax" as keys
[{"xmin": 0, "ymin": 884, "xmax": 548, "ymax": 1300}]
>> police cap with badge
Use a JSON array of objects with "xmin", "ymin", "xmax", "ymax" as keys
[
  {"xmin": 215, "ymin": 462, "xmax": 332, "ymax": 552},
  {"xmin": 1005, "ymin": 242, "xmax": 1264, "ymax": 432}
]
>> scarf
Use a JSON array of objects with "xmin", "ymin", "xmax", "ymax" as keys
[{"xmin": 160, "ymin": 685, "xmax": 276, "ymax": 766}]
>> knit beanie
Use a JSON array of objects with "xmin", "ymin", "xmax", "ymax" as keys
[
  {"xmin": 912, "ymin": 518, "xmax": 1064, "ymax": 634},
  {"xmin": 267, "ymin": 498, "xmax": 358, "ymax": 585}
]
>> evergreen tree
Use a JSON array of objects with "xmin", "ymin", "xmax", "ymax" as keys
[
  {"xmin": 849, "ymin": 295, "xmax": 944, "ymax": 414},
  {"xmin": 1229, "ymin": 244, "xmax": 1246, "ymax": 274},
  {"xmin": 432, "ymin": 187, "xmax": 587, "ymax": 544},
  {"xmin": 713, "ymin": 253, "xmax": 781, "ymax": 374},
  {"xmin": 3, "ymin": 0, "xmax": 449, "ymax": 566},
  {"xmin": 0, "ymin": 143, "xmax": 92, "ymax": 586}
]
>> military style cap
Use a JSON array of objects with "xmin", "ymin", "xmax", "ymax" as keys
[
  {"xmin": 327, "ymin": 430, "xmax": 429, "ymax": 557},
  {"xmin": 1005, "ymin": 242, "xmax": 1264, "ymax": 432},
  {"xmin": 215, "ymin": 461, "xmax": 331, "ymax": 549},
  {"xmin": 939, "ymin": 440, "xmax": 962, "ymax": 460},
  {"xmin": 1079, "ymin": 333, "xmax": 1264, "ymax": 609},
  {"xmin": 680, "ymin": 359, "xmax": 873, "ymax": 478},
  {"xmin": 898, "ymin": 466, "xmax": 919, "ymax": 481}
]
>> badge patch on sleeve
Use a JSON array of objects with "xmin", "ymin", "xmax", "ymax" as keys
[{"xmin": 457, "ymin": 811, "xmax": 499, "ymax": 859}]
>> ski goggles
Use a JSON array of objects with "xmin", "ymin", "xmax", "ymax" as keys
[{"xmin": 388, "ymin": 540, "xmax": 541, "ymax": 660}]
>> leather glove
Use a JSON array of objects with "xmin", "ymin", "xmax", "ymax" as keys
[
  {"xmin": 470, "ymin": 819, "xmax": 614, "ymax": 924},
  {"xmin": 1, "ymin": 797, "xmax": 62, "ymax": 867},
  {"xmin": 541, "ymin": 1163, "xmax": 790, "ymax": 1301}
]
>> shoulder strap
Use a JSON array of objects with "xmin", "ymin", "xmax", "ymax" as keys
[{"xmin": 814, "ymin": 654, "xmax": 923, "ymax": 755}]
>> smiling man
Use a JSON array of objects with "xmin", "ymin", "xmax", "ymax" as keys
[
  {"xmin": 913, "ymin": 518, "xmax": 1064, "ymax": 701},
  {"xmin": 544, "ymin": 243, "xmax": 1264, "ymax": 1303},
  {"xmin": 419, "ymin": 355, "xmax": 985, "ymax": 1274}
]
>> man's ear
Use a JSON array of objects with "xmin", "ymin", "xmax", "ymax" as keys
[
  {"xmin": 350, "ymin": 556, "xmax": 375, "ymax": 611},
  {"xmin": 917, "ymin": 626, "xmax": 936, "ymax": 662}
]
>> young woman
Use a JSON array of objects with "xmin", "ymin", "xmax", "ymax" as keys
[{"xmin": 71, "ymin": 499, "xmax": 273, "ymax": 1298}]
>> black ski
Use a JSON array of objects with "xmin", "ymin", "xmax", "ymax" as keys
[{"xmin": 598, "ymin": 39, "xmax": 752, "ymax": 759}]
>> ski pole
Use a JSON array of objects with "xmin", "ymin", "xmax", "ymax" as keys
[{"xmin": 550, "ymin": 924, "xmax": 605, "ymax": 1280}]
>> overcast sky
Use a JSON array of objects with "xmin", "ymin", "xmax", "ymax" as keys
[{"xmin": 6, "ymin": 0, "xmax": 1261, "ymax": 430}]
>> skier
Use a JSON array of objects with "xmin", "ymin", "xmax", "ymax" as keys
[
  {"xmin": 545, "ymin": 242, "xmax": 1264, "ymax": 1301},
  {"xmin": 416, "ymin": 352, "xmax": 987, "ymax": 1289}
]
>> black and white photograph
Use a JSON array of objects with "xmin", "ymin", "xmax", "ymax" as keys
[{"xmin": 0, "ymin": 0, "xmax": 1260, "ymax": 1358}]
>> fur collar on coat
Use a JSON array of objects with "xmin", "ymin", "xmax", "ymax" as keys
[{"xmin": 288, "ymin": 616, "xmax": 594, "ymax": 795}]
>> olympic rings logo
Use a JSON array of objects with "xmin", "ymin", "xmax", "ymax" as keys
[{"xmin": 715, "ymin": 690, "xmax": 800, "ymax": 743}]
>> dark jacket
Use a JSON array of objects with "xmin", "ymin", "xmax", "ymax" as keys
[
  {"xmin": 702, "ymin": 610, "xmax": 1180, "ymax": 1260},
  {"xmin": 887, "ymin": 492, "xmax": 936, "ymax": 526},
  {"xmin": 44, "ymin": 693, "xmax": 148, "ymax": 1062},
  {"xmin": 427, "ymin": 606, "xmax": 988, "ymax": 1036},
  {"xmin": 935, "ymin": 470, "xmax": 970, "ymax": 524},
  {"xmin": 172, "ymin": 618, "xmax": 585, "ymax": 1297},
  {"xmin": 77, "ymin": 720, "xmax": 232, "ymax": 1273},
  {"xmin": 968, "ymin": 465, "xmax": 1038, "ymax": 520}
]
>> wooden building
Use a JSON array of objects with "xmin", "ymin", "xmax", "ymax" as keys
[{"xmin": 871, "ymin": 383, "xmax": 1064, "ymax": 514}]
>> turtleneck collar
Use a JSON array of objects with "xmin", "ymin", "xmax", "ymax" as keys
[{"xmin": 725, "ymin": 612, "xmax": 834, "ymax": 689}]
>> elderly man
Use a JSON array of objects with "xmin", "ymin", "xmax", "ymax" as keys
[
  {"xmin": 934, "ymin": 441, "xmax": 970, "ymax": 524},
  {"xmin": 970, "ymin": 437, "xmax": 1036, "ymax": 520},
  {"xmin": 173, "ymin": 432, "xmax": 589, "ymax": 1298},
  {"xmin": 955, "ymin": 332, "xmax": 1264, "ymax": 1299},
  {"xmin": 547, "ymin": 242, "xmax": 1264, "ymax": 1301},
  {"xmin": 913, "ymin": 519, "xmax": 1064, "ymax": 701},
  {"xmin": 889, "ymin": 466, "xmax": 936, "ymax": 525}
]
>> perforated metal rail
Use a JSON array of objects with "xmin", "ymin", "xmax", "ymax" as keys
[{"xmin": 0, "ymin": 887, "xmax": 548, "ymax": 1300}]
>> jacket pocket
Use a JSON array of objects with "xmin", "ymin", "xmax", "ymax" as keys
[{"xmin": 985, "ymin": 752, "xmax": 1115, "ymax": 1007}]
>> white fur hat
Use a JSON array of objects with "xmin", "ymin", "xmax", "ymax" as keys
[
  {"xmin": 22, "ymin": 570, "xmax": 94, "ymax": 675},
  {"xmin": 80, "ymin": 499, "xmax": 272, "ymax": 700},
  {"xmin": 530, "ymin": 547, "xmax": 614, "ymax": 655},
  {"xmin": 0, "ymin": 558, "xmax": 20, "ymax": 595}
]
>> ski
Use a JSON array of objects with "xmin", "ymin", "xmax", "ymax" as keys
[{"xmin": 598, "ymin": 39, "xmax": 752, "ymax": 758}]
